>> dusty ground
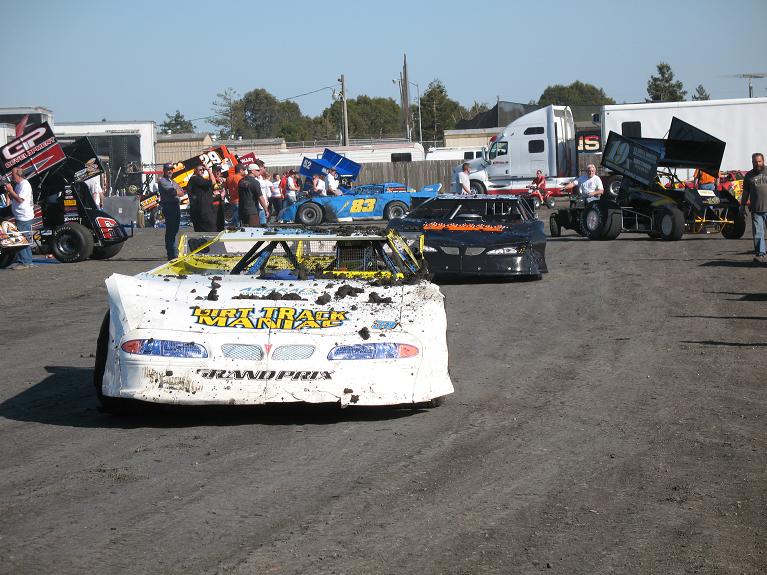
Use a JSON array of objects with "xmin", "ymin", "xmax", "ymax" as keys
[{"xmin": 0, "ymin": 216, "xmax": 765, "ymax": 575}]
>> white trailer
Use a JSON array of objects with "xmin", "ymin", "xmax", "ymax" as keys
[{"xmin": 599, "ymin": 97, "xmax": 767, "ymax": 176}]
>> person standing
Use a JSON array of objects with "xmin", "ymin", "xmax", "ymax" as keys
[
  {"xmin": 210, "ymin": 164, "xmax": 226, "ymax": 231},
  {"xmin": 311, "ymin": 173, "xmax": 326, "ymax": 196},
  {"xmin": 742, "ymin": 152, "xmax": 767, "ymax": 264},
  {"xmin": 285, "ymin": 169, "xmax": 299, "ymax": 207},
  {"xmin": 85, "ymin": 174, "xmax": 104, "ymax": 208},
  {"xmin": 270, "ymin": 172, "xmax": 283, "ymax": 220},
  {"xmin": 4, "ymin": 167, "xmax": 34, "ymax": 269},
  {"xmin": 186, "ymin": 164, "xmax": 217, "ymax": 232},
  {"xmin": 225, "ymin": 164, "xmax": 245, "ymax": 227},
  {"xmin": 694, "ymin": 169, "xmax": 717, "ymax": 191},
  {"xmin": 458, "ymin": 163, "xmax": 471, "ymax": 194},
  {"xmin": 325, "ymin": 167, "xmax": 342, "ymax": 196},
  {"xmin": 238, "ymin": 164, "xmax": 269, "ymax": 226},
  {"xmin": 256, "ymin": 168, "xmax": 271, "ymax": 225},
  {"xmin": 157, "ymin": 163, "xmax": 185, "ymax": 260}
]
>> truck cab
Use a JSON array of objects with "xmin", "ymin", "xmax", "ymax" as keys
[{"xmin": 455, "ymin": 105, "xmax": 577, "ymax": 195}]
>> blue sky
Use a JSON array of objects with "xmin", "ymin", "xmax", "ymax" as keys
[{"xmin": 4, "ymin": 0, "xmax": 763, "ymax": 131}]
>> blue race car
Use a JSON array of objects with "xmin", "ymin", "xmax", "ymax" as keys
[{"xmin": 279, "ymin": 182, "xmax": 442, "ymax": 225}]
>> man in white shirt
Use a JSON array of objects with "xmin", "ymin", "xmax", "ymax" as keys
[
  {"xmin": 563, "ymin": 164, "xmax": 603, "ymax": 203},
  {"xmin": 4, "ymin": 167, "xmax": 35, "ymax": 269},
  {"xmin": 458, "ymin": 163, "xmax": 471, "ymax": 194},
  {"xmin": 285, "ymin": 169, "xmax": 299, "ymax": 205},
  {"xmin": 325, "ymin": 168, "xmax": 342, "ymax": 196},
  {"xmin": 312, "ymin": 174, "xmax": 326, "ymax": 196},
  {"xmin": 85, "ymin": 175, "xmax": 104, "ymax": 208}
]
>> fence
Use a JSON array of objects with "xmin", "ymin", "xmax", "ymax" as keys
[{"xmin": 266, "ymin": 159, "xmax": 457, "ymax": 192}]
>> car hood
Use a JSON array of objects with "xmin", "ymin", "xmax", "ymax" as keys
[{"xmin": 105, "ymin": 274, "xmax": 441, "ymax": 337}]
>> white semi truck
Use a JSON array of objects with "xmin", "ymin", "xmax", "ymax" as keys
[{"xmin": 458, "ymin": 97, "xmax": 767, "ymax": 196}]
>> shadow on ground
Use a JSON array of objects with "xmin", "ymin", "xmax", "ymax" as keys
[{"xmin": 0, "ymin": 365, "xmax": 424, "ymax": 429}]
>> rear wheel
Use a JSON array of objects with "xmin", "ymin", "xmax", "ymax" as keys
[
  {"xmin": 545, "ymin": 197, "xmax": 556, "ymax": 209},
  {"xmin": 91, "ymin": 243, "xmax": 124, "ymax": 260},
  {"xmin": 656, "ymin": 207, "xmax": 685, "ymax": 241},
  {"xmin": 601, "ymin": 209, "xmax": 622, "ymax": 240},
  {"xmin": 51, "ymin": 222, "xmax": 94, "ymax": 262},
  {"xmin": 721, "ymin": 208, "xmax": 746, "ymax": 239},
  {"xmin": 0, "ymin": 251, "xmax": 14, "ymax": 269},
  {"xmin": 581, "ymin": 203, "xmax": 607, "ymax": 240},
  {"xmin": 296, "ymin": 203, "xmax": 323, "ymax": 226},
  {"xmin": 94, "ymin": 311, "xmax": 136, "ymax": 414},
  {"xmin": 384, "ymin": 200, "xmax": 407, "ymax": 220},
  {"xmin": 549, "ymin": 214, "xmax": 561, "ymax": 237},
  {"xmin": 605, "ymin": 176, "xmax": 623, "ymax": 198}
]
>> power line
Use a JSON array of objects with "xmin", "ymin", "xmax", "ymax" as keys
[{"xmin": 281, "ymin": 84, "xmax": 340, "ymax": 102}]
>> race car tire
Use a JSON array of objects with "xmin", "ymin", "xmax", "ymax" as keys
[
  {"xmin": 549, "ymin": 213, "xmax": 562, "ymax": 237},
  {"xmin": 91, "ymin": 242, "xmax": 125, "ymax": 260},
  {"xmin": 51, "ymin": 222, "xmax": 94, "ymax": 263},
  {"xmin": 384, "ymin": 201, "xmax": 408, "ymax": 220},
  {"xmin": 721, "ymin": 208, "xmax": 746, "ymax": 239},
  {"xmin": 581, "ymin": 203, "xmax": 608, "ymax": 240},
  {"xmin": 656, "ymin": 206, "xmax": 685, "ymax": 241},
  {"xmin": 601, "ymin": 209, "xmax": 622, "ymax": 240},
  {"xmin": 469, "ymin": 180, "xmax": 486, "ymax": 194},
  {"xmin": 94, "ymin": 311, "xmax": 137, "ymax": 415},
  {"xmin": 296, "ymin": 203, "xmax": 323, "ymax": 226},
  {"xmin": 0, "ymin": 251, "xmax": 14, "ymax": 269}
]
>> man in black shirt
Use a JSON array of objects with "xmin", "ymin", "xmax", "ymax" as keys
[
  {"xmin": 186, "ymin": 164, "xmax": 218, "ymax": 232},
  {"xmin": 157, "ymin": 163, "xmax": 185, "ymax": 259}
]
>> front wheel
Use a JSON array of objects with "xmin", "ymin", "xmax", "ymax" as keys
[
  {"xmin": 384, "ymin": 200, "xmax": 407, "ymax": 220},
  {"xmin": 605, "ymin": 176, "xmax": 623, "ymax": 198},
  {"xmin": 469, "ymin": 180, "xmax": 486, "ymax": 194},
  {"xmin": 656, "ymin": 206, "xmax": 685, "ymax": 241},
  {"xmin": 721, "ymin": 208, "xmax": 746, "ymax": 239},
  {"xmin": 91, "ymin": 242, "xmax": 125, "ymax": 260},
  {"xmin": 296, "ymin": 203, "xmax": 323, "ymax": 226},
  {"xmin": 545, "ymin": 197, "xmax": 556, "ymax": 209},
  {"xmin": 549, "ymin": 213, "xmax": 561, "ymax": 237},
  {"xmin": 51, "ymin": 222, "xmax": 94, "ymax": 262}
]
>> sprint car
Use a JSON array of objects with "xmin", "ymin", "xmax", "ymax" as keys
[
  {"xmin": 279, "ymin": 182, "xmax": 442, "ymax": 225},
  {"xmin": 95, "ymin": 229, "xmax": 453, "ymax": 411},
  {"xmin": 388, "ymin": 194, "xmax": 548, "ymax": 279},
  {"xmin": 550, "ymin": 118, "xmax": 745, "ymax": 241}
]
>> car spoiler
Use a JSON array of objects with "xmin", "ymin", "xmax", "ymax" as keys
[{"xmin": 602, "ymin": 117, "xmax": 725, "ymax": 186}]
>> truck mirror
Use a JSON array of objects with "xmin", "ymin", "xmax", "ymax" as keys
[{"xmin": 592, "ymin": 113, "xmax": 600, "ymax": 123}]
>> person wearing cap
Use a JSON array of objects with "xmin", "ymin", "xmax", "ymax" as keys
[
  {"xmin": 158, "ymin": 163, "xmax": 185, "ymax": 259},
  {"xmin": 185, "ymin": 164, "xmax": 218, "ymax": 232},
  {"xmin": 238, "ymin": 164, "xmax": 269, "ymax": 226}
]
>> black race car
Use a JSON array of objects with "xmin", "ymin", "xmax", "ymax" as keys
[{"xmin": 387, "ymin": 194, "xmax": 547, "ymax": 279}]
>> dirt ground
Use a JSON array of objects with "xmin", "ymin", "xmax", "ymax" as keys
[{"xmin": 0, "ymin": 216, "xmax": 765, "ymax": 575}]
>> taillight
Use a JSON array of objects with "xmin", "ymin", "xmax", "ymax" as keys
[{"xmin": 327, "ymin": 343, "xmax": 418, "ymax": 360}]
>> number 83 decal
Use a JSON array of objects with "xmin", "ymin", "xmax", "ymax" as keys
[{"xmin": 349, "ymin": 198, "xmax": 376, "ymax": 213}]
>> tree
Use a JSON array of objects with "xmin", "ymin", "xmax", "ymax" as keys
[
  {"xmin": 159, "ymin": 110, "xmax": 195, "ymax": 134},
  {"xmin": 210, "ymin": 88, "xmax": 244, "ymax": 138},
  {"xmin": 692, "ymin": 84, "xmax": 710, "ymax": 101},
  {"xmin": 537, "ymin": 81, "xmax": 615, "ymax": 106},
  {"xmin": 466, "ymin": 101, "xmax": 491, "ymax": 117},
  {"xmin": 418, "ymin": 79, "xmax": 465, "ymax": 144},
  {"xmin": 322, "ymin": 96, "xmax": 402, "ymax": 140},
  {"xmin": 646, "ymin": 62, "xmax": 687, "ymax": 102}
]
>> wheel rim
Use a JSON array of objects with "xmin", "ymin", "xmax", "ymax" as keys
[
  {"xmin": 661, "ymin": 214, "xmax": 673, "ymax": 236},
  {"xmin": 585, "ymin": 210, "xmax": 601, "ymax": 231},
  {"xmin": 56, "ymin": 232, "xmax": 78, "ymax": 256},
  {"xmin": 300, "ymin": 206, "xmax": 321, "ymax": 225},
  {"xmin": 389, "ymin": 205, "xmax": 405, "ymax": 219},
  {"xmin": 609, "ymin": 178, "xmax": 622, "ymax": 195}
]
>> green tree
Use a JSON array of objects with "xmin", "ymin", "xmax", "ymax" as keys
[
  {"xmin": 537, "ymin": 81, "xmax": 615, "ymax": 106},
  {"xmin": 418, "ymin": 79, "xmax": 465, "ymax": 144},
  {"xmin": 466, "ymin": 101, "xmax": 491, "ymax": 117},
  {"xmin": 159, "ymin": 110, "xmax": 195, "ymax": 134},
  {"xmin": 646, "ymin": 62, "xmax": 687, "ymax": 102},
  {"xmin": 210, "ymin": 88, "xmax": 244, "ymax": 138},
  {"xmin": 692, "ymin": 84, "xmax": 710, "ymax": 101},
  {"xmin": 322, "ymin": 96, "xmax": 401, "ymax": 140}
]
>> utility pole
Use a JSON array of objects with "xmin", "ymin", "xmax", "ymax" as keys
[{"xmin": 339, "ymin": 74, "xmax": 349, "ymax": 146}]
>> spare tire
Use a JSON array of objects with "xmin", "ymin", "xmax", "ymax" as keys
[{"xmin": 51, "ymin": 222, "xmax": 94, "ymax": 262}]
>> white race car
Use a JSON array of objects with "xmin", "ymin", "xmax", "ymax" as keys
[{"xmin": 95, "ymin": 229, "xmax": 453, "ymax": 411}]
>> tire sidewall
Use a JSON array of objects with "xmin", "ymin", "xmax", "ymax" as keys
[
  {"xmin": 51, "ymin": 222, "xmax": 94, "ymax": 263},
  {"xmin": 297, "ymin": 203, "xmax": 323, "ymax": 226},
  {"xmin": 385, "ymin": 201, "xmax": 407, "ymax": 220}
]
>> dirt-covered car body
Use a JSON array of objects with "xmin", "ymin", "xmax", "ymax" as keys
[
  {"xmin": 96, "ymin": 229, "xmax": 453, "ymax": 408},
  {"xmin": 387, "ymin": 194, "xmax": 548, "ymax": 278}
]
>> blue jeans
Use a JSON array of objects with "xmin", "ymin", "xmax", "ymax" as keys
[
  {"xmin": 699, "ymin": 182, "xmax": 715, "ymax": 190},
  {"xmin": 259, "ymin": 208, "xmax": 267, "ymax": 225},
  {"xmin": 161, "ymin": 203, "xmax": 181, "ymax": 260},
  {"xmin": 230, "ymin": 203, "xmax": 240, "ymax": 228},
  {"xmin": 14, "ymin": 219, "xmax": 33, "ymax": 265},
  {"xmin": 752, "ymin": 211, "xmax": 767, "ymax": 255}
]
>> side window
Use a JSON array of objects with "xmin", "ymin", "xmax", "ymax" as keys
[
  {"xmin": 391, "ymin": 153, "xmax": 412, "ymax": 162},
  {"xmin": 528, "ymin": 140, "xmax": 545, "ymax": 153},
  {"xmin": 463, "ymin": 151, "xmax": 474, "ymax": 160},
  {"xmin": 496, "ymin": 142, "xmax": 508, "ymax": 156},
  {"xmin": 523, "ymin": 126, "xmax": 544, "ymax": 135},
  {"xmin": 488, "ymin": 142, "xmax": 498, "ymax": 160},
  {"xmin": 622, "ymin": 121, "xmax": 641, "ymax": 138}
]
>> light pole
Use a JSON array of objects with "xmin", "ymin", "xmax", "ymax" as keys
[{"xmin": 393, "ymin": 79, "xmax": 422, "ymax": 144}]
